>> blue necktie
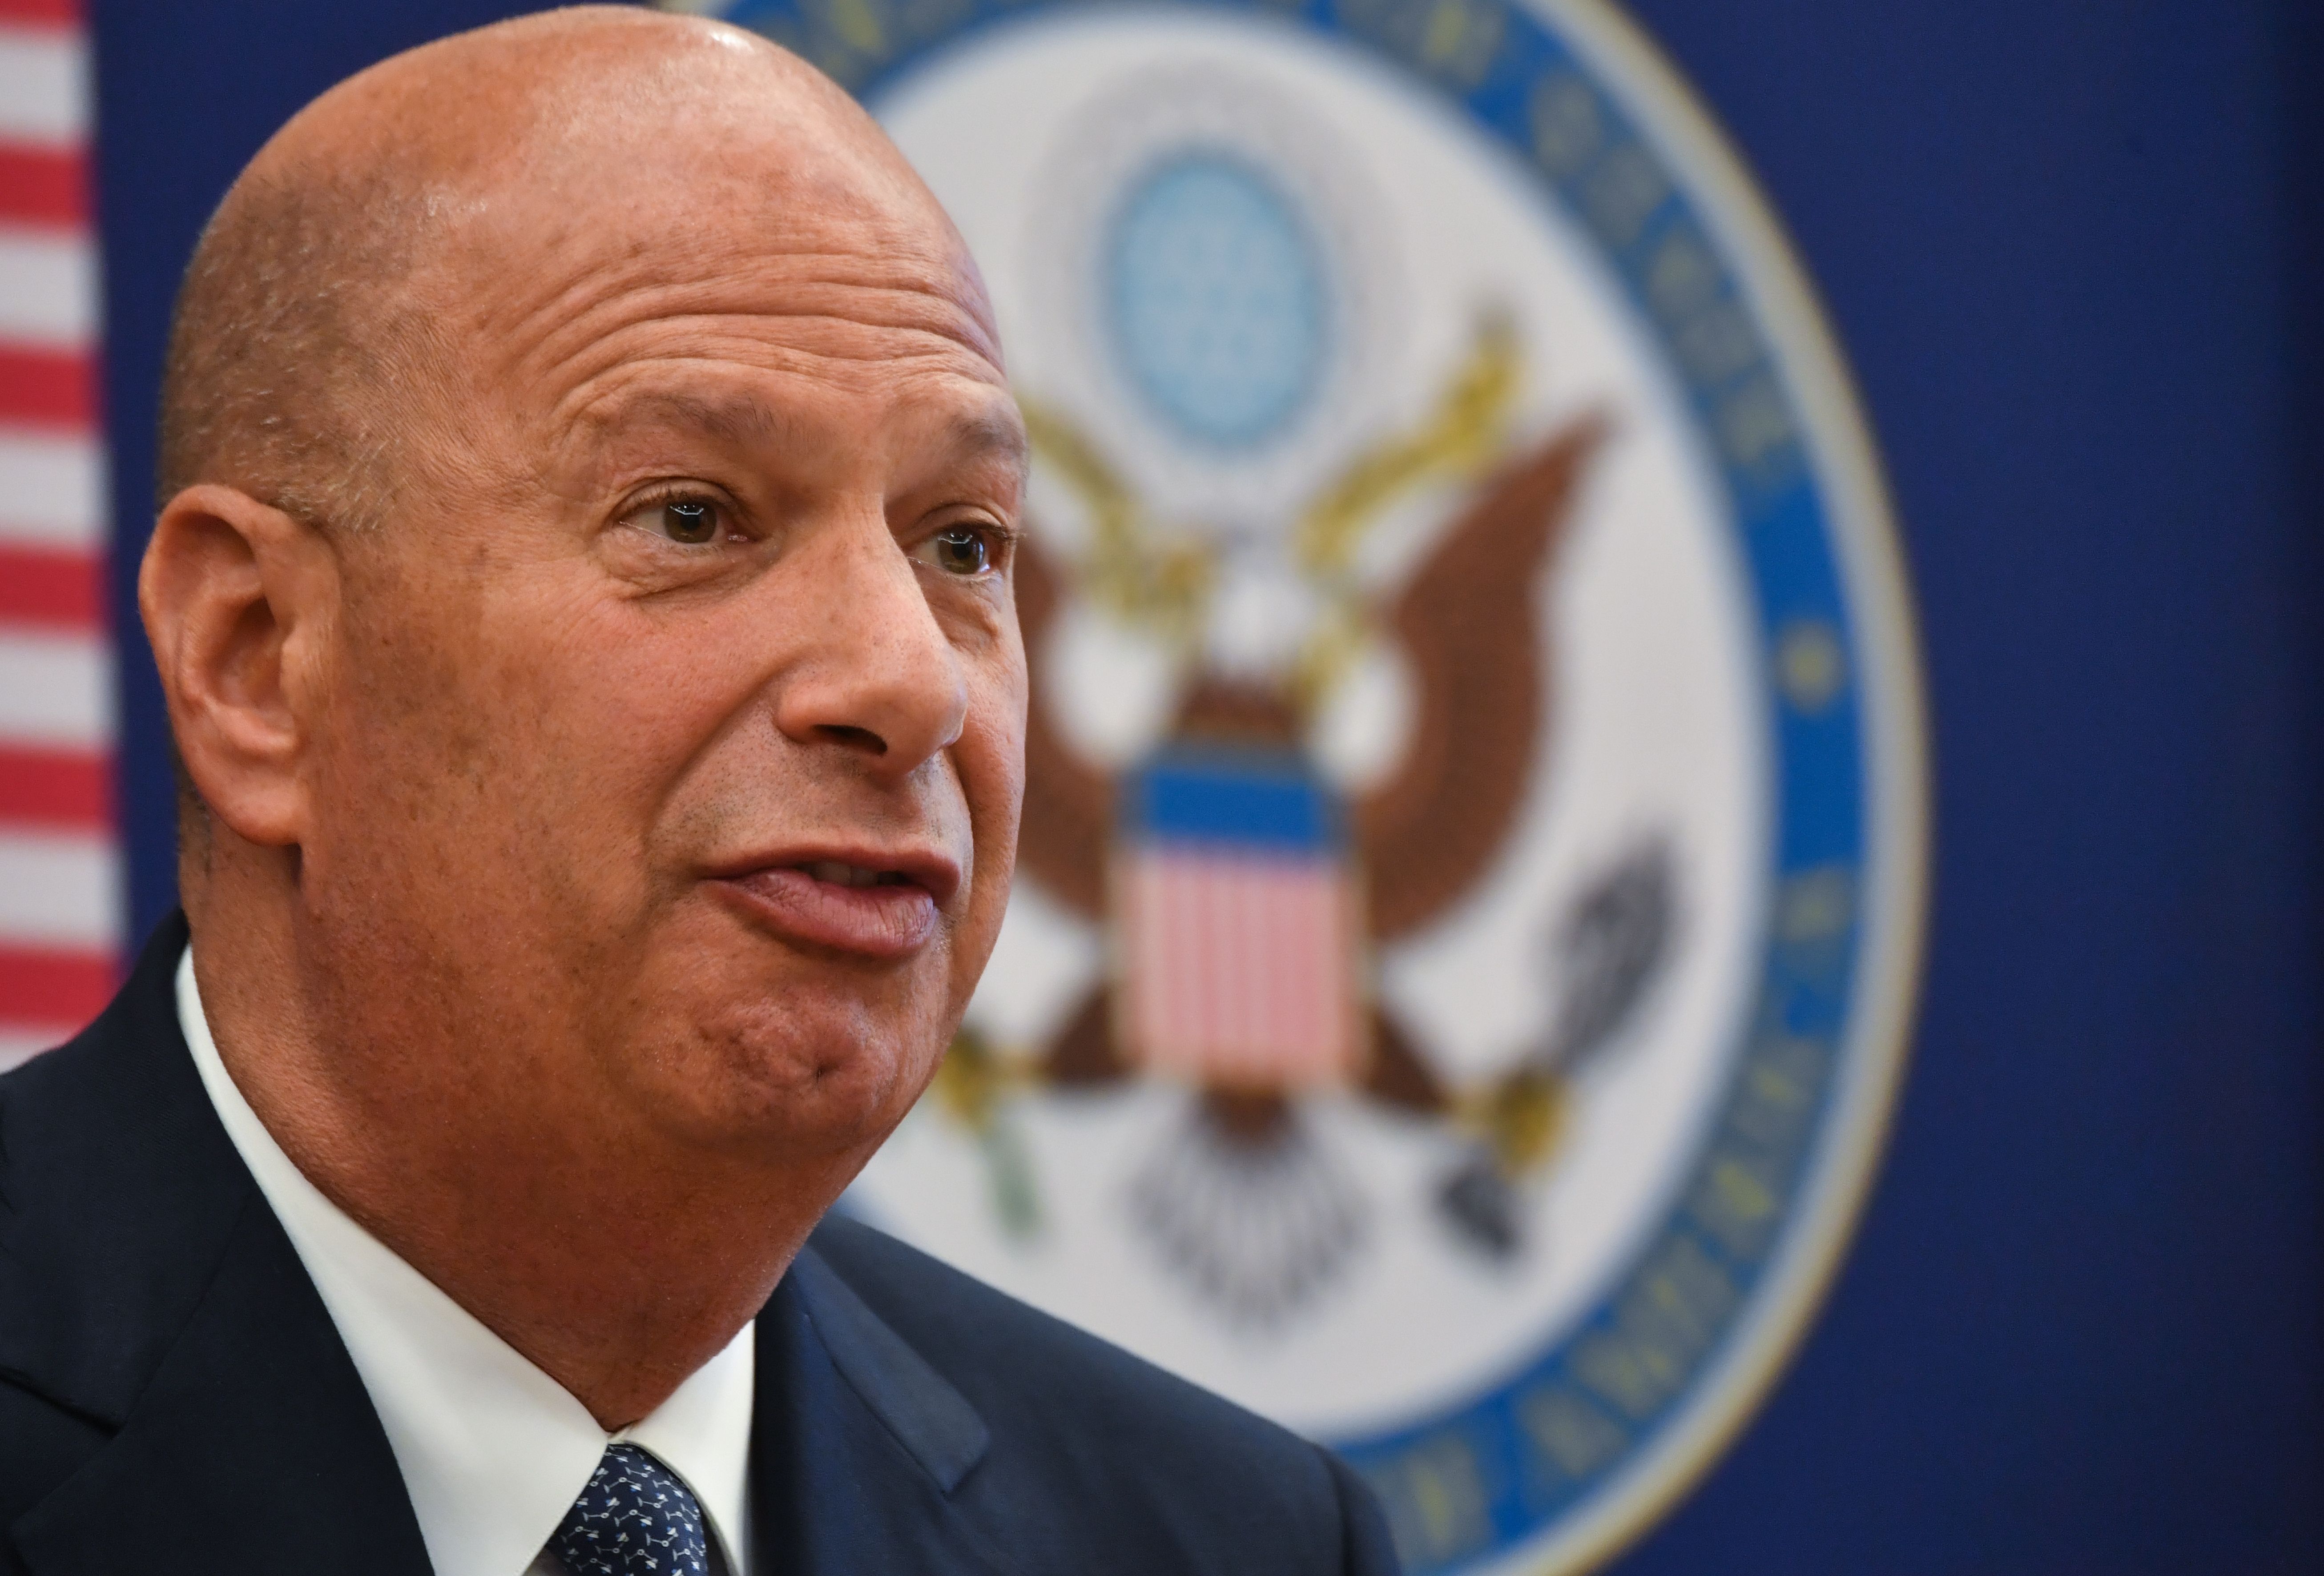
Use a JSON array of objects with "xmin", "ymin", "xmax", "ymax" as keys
[{"xmin": 550, "ymin": 1443, "xmax": 713, "ymax": 1576}]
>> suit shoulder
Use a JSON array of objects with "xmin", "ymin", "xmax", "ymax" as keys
[
  {"xmin": 0, "ymin": 1020, "xmax": 109, "ymax": 1122},
  {"xmin": 809, "ymin": 1213, "xmax": 1290, "ymax": 1449},
  {"xmin": 805, "ymin": 1214, "xmax": 1392, "ymax": 1572}
]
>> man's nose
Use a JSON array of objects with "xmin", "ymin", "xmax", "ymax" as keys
[{"xmin": 768, "ymin": 511, "xmax": 969, "ymax": 778}]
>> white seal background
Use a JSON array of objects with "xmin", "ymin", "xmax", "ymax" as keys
[{"xmin": 849, "ymin": 5, "xmax": 1775, "ymax": 1442}]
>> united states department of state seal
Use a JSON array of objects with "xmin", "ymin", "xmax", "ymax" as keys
[{"xmin": 669, "ymin": 1, "xmax": 1930, "ymax": 1569}]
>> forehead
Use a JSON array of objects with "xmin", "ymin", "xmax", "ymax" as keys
[
  {"xmin": 499, "ymin": 157, "xmax": 988, "ymax": 338},
  {"xmin": 538, "ymin": 259, "xmax": 1014, "ymax": 472},
  {"xmin": 417, "ymin": 124, "xmax": 1012, "ymax": 463}
]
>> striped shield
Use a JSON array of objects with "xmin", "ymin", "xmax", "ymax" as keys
[{"xmin": 1116, "ymin": 751, "xmax": 1361, "ymax": 1089}]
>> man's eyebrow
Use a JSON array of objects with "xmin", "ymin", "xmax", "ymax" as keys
[
  {"xmin": 577, "ymin": 389, "xmax": 792, "ymax": 449},
  {"xmin": 943, "ymin": 408, "xmax": 1030, "ymax": 479},
  {"xmin": 576, "ymin": 388, "xmax": 1028, "ymax": 480}
]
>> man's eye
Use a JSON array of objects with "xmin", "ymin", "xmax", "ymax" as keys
[
  {"xmin": 635, "ymin": 497, "xmax": 723, "ymax": 545},
  {"xmin": 922, "ymin": 526, "xmax": 995, "ymax": 577}
]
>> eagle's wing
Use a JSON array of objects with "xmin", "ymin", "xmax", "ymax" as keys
[
  {"xmin": 1014, "ymin": 531, "xmax": 1115, "ymax": 920},
  {"xmin": 1354, "ymin": 415, "xmax": 1609, "ymax": 940}
]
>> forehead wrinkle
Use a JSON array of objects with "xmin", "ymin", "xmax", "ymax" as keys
[
  {"xmin": 547, "ymin": 332, "xmax": 1005, "ymax": 457},
  {"xmin": 536, "ymin": 310, "xmax": 1004, "ymax": 386},
  {"xmin": 541, "ymin": 322, "xmax": 1005, "ymax": 449},
  {"xmin": 479, "ymin": 243, "xmax": 1003, "ymax": 390}
]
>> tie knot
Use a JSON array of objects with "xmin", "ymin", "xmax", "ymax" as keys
[{"xmin": 550, "ymin": 1443, "xmax": 712, "ymax": 1576}]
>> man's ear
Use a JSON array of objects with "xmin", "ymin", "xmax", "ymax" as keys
[{"xmin": 139, "ymin": 484, "xmax": 340, "ymax": 850}]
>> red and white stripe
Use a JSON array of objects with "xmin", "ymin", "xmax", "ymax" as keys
[
  {"xmin": 0, "ymin": 0, "xmax": 119, "ymax": 1071},
  {"xmin": 1120, "ymin": 847, "xmax": 1359, "ymax": 1088}
]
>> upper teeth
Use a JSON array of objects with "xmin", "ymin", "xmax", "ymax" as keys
[{"xmin": 808, "ymin": 860, "xmax": 892, "ymax": 889}]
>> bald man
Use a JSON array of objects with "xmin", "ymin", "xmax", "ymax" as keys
[{"xmin": 0, "ymin": 10, "xmax": 1398, "ymax": 1574}]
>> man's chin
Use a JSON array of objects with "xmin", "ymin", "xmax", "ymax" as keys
[{"xmin": 626, "ymin": 989, "xmax": 944, "ymax": 1160}]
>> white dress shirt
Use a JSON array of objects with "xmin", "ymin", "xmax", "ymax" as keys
[{"xmin": 177, "ymin": 947, "xmax": 756, "ymax": 1576}]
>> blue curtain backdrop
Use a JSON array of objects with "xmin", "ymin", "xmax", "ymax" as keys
[{"xmin": 87, "ymin": 1, "xmax": 2321, "ymax": 1569}]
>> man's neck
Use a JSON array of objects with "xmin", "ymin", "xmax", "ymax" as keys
[{"xmin": 184, "ymin": 886, "xmax": 859, "ymax": 1429}]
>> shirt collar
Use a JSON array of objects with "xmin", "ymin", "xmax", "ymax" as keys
[{"xmin": 176, "ymin": 945, "xmax": 755, "ymax": 1576}]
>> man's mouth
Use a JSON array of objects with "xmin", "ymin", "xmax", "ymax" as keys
[
  {"xmin": 707, "ymin": 847, "xmax": 959, "ymax": 959},
  {"xmin": 800, "ymin": 860, "xmax": 916, "ymax": 890}
]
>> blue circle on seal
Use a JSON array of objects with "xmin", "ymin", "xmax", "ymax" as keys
[{"xmin": 1105, "ymin": 152, "xmax": 1330, "ymax": 448}]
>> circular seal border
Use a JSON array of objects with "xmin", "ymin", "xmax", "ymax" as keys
[{"xmin": 682, "ymin": 1, "xmax": 1931, "ymax": 1570}]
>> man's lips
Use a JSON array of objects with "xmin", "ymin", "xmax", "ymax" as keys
[{"xmin": 707, "ymin": 844, "xmax": 960, "ymax": 959}]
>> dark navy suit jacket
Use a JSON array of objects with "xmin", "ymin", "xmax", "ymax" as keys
[{"xmin": 0, "ymin": 916, "xmax": 1400, "ymax": 1574}]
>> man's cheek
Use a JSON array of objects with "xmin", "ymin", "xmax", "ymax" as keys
[
  {"xmin": 532, "ymin": 622, "xmax": 752, "ymax": 811},
  {"xmin": 565, "ymin": 603, "xmax": 773, "ymax": 746}
]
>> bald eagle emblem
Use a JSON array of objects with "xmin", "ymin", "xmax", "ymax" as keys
[{"xmin": 932, "ymin": 320, "xmax": 1680, "ymax": 1327}]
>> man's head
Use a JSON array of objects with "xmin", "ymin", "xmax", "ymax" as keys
[{"xmin": 141, "ymin": 8, "xmax": 1028, "ymax": 1200}]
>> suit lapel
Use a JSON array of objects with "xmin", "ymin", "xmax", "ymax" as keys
[
  {"xmin": 0, "ymin": 916, "xmax": 429, "ymax": 1573},
  {"xmin": 0, "ymin": 913, "xmax": 243, "ymax": 1420},
  {"xmin": 753, "ymin": 1245, "xmax": 1010, "ymax": 1576},
  {"xmin": 10, "ymin": 1190, "xmax": 432, "ymax": 1574}
]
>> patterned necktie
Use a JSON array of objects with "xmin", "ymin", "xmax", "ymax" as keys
[{"xmin": 549, "ymin": 1443, "xmax": 713, "ymax": 1576}]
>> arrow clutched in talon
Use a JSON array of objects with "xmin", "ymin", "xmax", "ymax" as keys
[{"xmin": 1434, "ymin": 837, "xmax": 1679, "ymax": 1259}]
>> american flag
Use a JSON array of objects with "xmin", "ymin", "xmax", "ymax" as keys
[
  {"xmin": 1117, "ymin": 753, "xmax": 1361, "ymax": 1088},
  {"xmin": 0, "ymin": 0, "xmax": 118, "ymax": 1071}
]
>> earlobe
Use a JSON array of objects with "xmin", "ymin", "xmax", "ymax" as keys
[{"xmin": 139, "ymin": 484, "xmax": 338, "ymax": 850}]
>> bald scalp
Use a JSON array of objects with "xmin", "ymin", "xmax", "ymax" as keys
[
  {"xmin": 159, "ymin": 164, "xmax": 435, "ymax": 529},
  {"xmin": 155, "ymin": 4, "xmax": 918, "ymax": 531}
]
